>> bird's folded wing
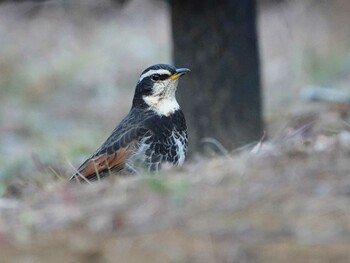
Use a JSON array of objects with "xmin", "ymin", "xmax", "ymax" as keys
[{"xmin": 71, "ymin": 127, "xmax": 149, "ymax": 181}]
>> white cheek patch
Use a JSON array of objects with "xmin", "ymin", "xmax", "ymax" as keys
[
  {"xmin": 152, "ymin": 79, "xmax": 171, "ymax": 95},
  {"xmin": 140, "ymin": 69, "xmax": 181, "ymax": 116},
  {"xmin": 139, "ymin": 69, "xmax": 171, "ymax": 82},
  {"xmin": 142, "ymin": 79, "xmax": 180, "ymax": 116},
  {"xmin": 143, "ymin": 95, "xmax": 180, "ymax": 116}
]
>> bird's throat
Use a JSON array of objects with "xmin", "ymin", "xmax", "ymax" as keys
[{"xmin": 143, "ymin": 95, "xmax": 180, "ymax": 116}]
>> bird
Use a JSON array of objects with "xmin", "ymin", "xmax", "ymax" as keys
[{"xmin": 70, "ymin": 64, "xmax": 190, "ymax": 182}]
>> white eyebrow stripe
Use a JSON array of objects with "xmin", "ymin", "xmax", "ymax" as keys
[{"xmin": 139, "ymin": 69, "xmax": 171, "ymax": 82}]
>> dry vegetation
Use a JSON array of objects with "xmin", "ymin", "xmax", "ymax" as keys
[{"xmin": 1, "ymin": 0, "xmax": 350, "ymax": 262}]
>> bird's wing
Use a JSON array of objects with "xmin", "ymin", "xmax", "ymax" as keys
[
  {"xmin": 72, "ymin": 126, "xmax": 149, "ymax": 181},
  {"xmin": 74, "ymin": 145, "xmax": 133, "ymax": 180},
  {"xmin": 71, "ymin": 109, "xmax": 152, "ymax": 181}
]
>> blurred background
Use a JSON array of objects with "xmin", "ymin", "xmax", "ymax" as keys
[
  {"xmin": 1, "ymin": 0, "xmax": 350, "ymax": 182},
  {"xmin": 0, "ymin": 0, "xmax": 173, "ymax": 182}
]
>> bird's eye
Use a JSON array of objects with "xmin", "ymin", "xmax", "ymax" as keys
[{"xmin": 151, "ymin": 74, "xmax": 160, "ymax": 81}]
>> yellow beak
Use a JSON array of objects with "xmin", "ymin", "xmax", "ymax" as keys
[{"xmin": 169, "ymin": 68, "xmax": 191, "ymax": 80}]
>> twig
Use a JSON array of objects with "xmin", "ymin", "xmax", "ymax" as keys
[
  {"xmin": 66, "ymin": 158, "xmax": 92, "ymax": 185},
  {"xmin": 278, "ymin": 121, "xmax": 315, "ymax": 144},
  {"xmin": 48, "ymin": 167, "xmax": 64, "ymax": 181},
  {"xmin": 250, "ymin": 131, "xmax": 267, "ymax": 154},
  {"xmin": 201, "ymin": 137, "xmax": 230, "ymax": 158},
  {"xmin": 92, "ymin": 159, "xmax": 101, "ymax": 183},
  {"xmin": 231, "ymin": 142, "xmax": 257, "ymax": 154}
]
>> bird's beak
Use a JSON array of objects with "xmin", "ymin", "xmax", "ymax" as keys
[{"xmin": 169, "ymin": 68, "xmax": 191, "ymax": 80}]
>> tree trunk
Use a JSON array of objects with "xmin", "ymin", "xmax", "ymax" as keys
[{"xmin": 170, "ymin": 0, "xmax": 263, "ymax": 152}]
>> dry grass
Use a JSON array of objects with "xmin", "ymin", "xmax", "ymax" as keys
[{"xmin": 2, "ymin": 127, "xmax": 350, "ymax": 262}]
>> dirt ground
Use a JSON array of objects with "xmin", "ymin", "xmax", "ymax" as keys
[
  {"xmin": 2, "ymin": 131, "xmax": 350, "ymax": 262},
  {"xmin": 1, "ymin": 0, "xmax": 350, "ymax": 262}
]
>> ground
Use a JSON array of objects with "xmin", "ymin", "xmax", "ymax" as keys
[{"xmin": 1, "ymin": 0, "xmax": 350, "ymax": 262}]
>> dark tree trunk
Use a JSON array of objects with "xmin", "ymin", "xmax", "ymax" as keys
[{"xmin": 170, "ymin": 0, "xmax": 263, "ymax": 152}]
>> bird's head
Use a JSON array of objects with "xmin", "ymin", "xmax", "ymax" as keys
[{"xmin": 132, "ymin": 64, "xmax": 190, "ymax": 116}]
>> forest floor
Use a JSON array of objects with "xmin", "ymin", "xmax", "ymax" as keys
[
  {"xmin": 2, "ymin": 123, "xmax": 350, "ymax": 263},
  {"xmin": 1, "ymin": 1, "xmax": 350, "ymax": 262}
]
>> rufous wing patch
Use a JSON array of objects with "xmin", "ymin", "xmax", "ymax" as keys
[{"xmin": 78, "ymin": 147, "xmax": 132, "ymax": 178}]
